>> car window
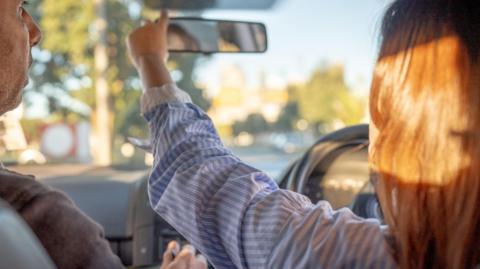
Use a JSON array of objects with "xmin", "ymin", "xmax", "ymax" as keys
[{"xmin": 2, "ymin": 0, "xmax": 388, "ymax": 180}]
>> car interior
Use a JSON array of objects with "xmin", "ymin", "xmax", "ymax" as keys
[
  {"xmin": 1, "ymin": 0, "xmax": 387, "ymax": 268},
  {"xmin": 0, "ymin": 200, "xmax": 56, "ymax": 269},
  {"xmin": 5, "ymin": 125, "xmax": 379, "ymax": 268},
  {"xmin": 278, "ymin": 124, "xmax": 382, "ymax": 221}
]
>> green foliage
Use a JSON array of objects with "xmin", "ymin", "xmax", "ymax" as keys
[
  {"xmin": 114, "ymin": 90, "xmax": 146, "ymax": 138},
  {"xmin": 26, "ymin": 0, "xmax": 95, "ymax": 114},
  {"xmin": 273, "ymin": 102, "xmax": 299, "ymax": 131},
  {"xmin": 27, "ymin": 0, "xmax": 210, "ymax": 139},
  {"xmin": 19, "ymin": 119, "xmax": 43, "ymax": 144},
  {"xmin": 296, "ymin": 65, "xmax": 365, "ymax": 127},
  {"xmin": 170, "ymin": 54, "xmax": 211, "ymax": 111},
  {"xmin": 232, "ymin": 113, "xmax": 269, "ymax": 136},
  {"xmin": 41, "ymin": 0, "xmax": 94, "ymax": 66}
]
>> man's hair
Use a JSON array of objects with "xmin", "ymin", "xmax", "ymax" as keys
[{"xmin": 370, "ymin": 0, "xmax": 480, "ymax": 268}]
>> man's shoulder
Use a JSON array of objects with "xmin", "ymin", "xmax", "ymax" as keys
[{"xmin": 0, "ymin": 168, "xmax": 52, "ymax": 212}]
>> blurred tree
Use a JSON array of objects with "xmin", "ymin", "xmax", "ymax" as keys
[
  {"xmin": 273, "ymin": 85, "xmax": 300, "ymax": 131},
  {"xmin": 25, "ymin": 0, "xmax": 94, "ymax": 117},
  {"xmin": 232, "ymin": 113, "xmax": 269, "ymax": 136},
  {"xmin": 274, "ymin": 102, "xmax": 299, "ymax": 131},
  {"xmin": 25, "ymin": 0, "xmax": 211, "ymax": 163},
  {"xmin": 296, "ymin": 65, "xmax": 365, "ymax": 129},
  {"xmin": 170, "ymin": 54, "xmax": 211, "ymax": 111}
]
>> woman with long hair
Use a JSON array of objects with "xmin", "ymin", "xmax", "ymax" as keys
[
  {"xmin": 370, "ymin": 0, "xmax": 480, "ymax": 268},
  {"xmin": 127, "ymin": 0, "xmax": 480, "ymax": 268}
]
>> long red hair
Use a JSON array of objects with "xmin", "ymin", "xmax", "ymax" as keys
[{"xmin": 370, "ymin": 1, "xmax": 480, "ymax": 268}]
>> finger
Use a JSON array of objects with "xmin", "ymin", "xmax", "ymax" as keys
[
  {"xmin": 178, "ymin": 244, "xmax": 195, "ymax": 257},
  {"xmin": 166, "ymin": 260, "xmax": 187, "ymax": 269},
  {"xmin": 158, "ymin": 9, "xmax": 169, "ymax": 31},
  {"xmin": 161, "ymin": 241, "xmax": 180, "ymax": 266},
  {"xmin": 172, "ymin": 241, "xmax": 181, "ymax": 255},
  {"xmin": 171, "ymin": 245, "xmax": 196, "ymax": 268},
  {"xmin": 192, "ymin": 254, "xmax": 208, "ymax": 269},
  {"xmin": 141, "ymin": 19, "xmax": 152, "ymax": 26}
]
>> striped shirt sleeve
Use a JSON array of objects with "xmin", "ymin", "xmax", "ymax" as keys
[{"xmin": 142, "ymin": 84, "xmax": 397, "ymax": 269}]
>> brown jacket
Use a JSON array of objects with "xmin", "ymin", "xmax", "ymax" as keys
[{"xmin": 0, "ymin": 168, "xmax": 124, "ymax": 269}]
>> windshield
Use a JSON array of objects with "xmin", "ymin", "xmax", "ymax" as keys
[{"xmin": 2, "ymin": 0, "xmax": 388, "ymax": 180}]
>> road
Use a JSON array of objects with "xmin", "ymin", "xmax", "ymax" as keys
[
  {"xmin": 229, "ymin": 145, "xmax": 303, "ymax": 182},
  {"xmin": 8, "ymin": 145, "xmax": 304, "ymax": 183}
]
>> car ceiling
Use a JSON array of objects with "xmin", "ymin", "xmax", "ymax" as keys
[{"xmin": 144, "ymin": 0, "xmax": 283, "ymax": 10}]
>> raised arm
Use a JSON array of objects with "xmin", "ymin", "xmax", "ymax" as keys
[{"xmin": 127, "ymin": 11, "xmax": 396, "ymax": 269}]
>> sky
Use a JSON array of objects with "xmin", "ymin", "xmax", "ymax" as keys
[{"xmin": 195, "ymin": 0, "xmax": 391, "ymax": 95}]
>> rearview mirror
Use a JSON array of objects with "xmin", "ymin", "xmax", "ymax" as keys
[
  {"xmin": 168, "ymin": 18, "xmax": 268, "ymax": 53},
  {"xmin": 145, "ymin": 0, "xmax": 281, "ymax": 10}
]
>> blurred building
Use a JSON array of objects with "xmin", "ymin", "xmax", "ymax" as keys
[{"xmin": 208, "ymin": 63, "xmax": 289, "ymax": 136}]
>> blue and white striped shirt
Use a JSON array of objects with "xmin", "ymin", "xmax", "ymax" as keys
[{"xmin": 142, "ymin": 84, "xmax": 397, "ymax": 269}]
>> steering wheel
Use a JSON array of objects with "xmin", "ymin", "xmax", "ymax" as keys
[{"xmin": 278, "ymin": 124, "xmax": 383, "ymax": 221}]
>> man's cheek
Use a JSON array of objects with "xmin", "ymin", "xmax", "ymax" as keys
[{"xmin": 0, "ymin": 32, "xmax": 24, "ymax": 57}]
